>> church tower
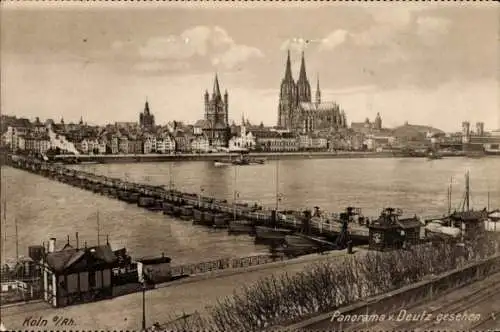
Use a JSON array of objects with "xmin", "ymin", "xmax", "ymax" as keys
[
  {"xmin": 204, "ymin": 74, "xmax": 230, "ymax": 146},
  {"xmin": 315, "ymin": 75, "xmax": 321, "ymax": 105},
  {"xmin": 278, "ymin": 50, "xmax": 297, "ymax": 129},
  {"xmin": 374, "ymin": 112, "xmax": 382, "ymax": 130},
  {"xmin": 296, "ymin": 51, "xmax": 311, "ymax": 103},
  {"xmin": 140, "ymin": 99, "xmax": 155, "ymax": 130},
  {"xmin": 206, "ymin": 74, "xmax": 227, "ymax": 126}
]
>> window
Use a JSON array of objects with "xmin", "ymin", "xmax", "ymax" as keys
[{"xmin": 89, "ymin": 271, "xmax": 96, "ymax": 288}]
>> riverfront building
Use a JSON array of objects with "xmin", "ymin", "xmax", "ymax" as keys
[{"xmin": 277, "ymin": 51, "xmax": 348, "ymax": 133}]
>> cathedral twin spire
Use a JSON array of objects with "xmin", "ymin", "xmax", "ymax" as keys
[
  {"xmin": 284, "ymin": 50, "xmax": 294, "ymax": 81},
  {"xmin": 297, "ymin": 51, "xmax": 308, "ymax": 83},
  {"xmin": 278, "ymin": 50, "xmax": 325, "ymax": 128},
  {"xmin": 316, "ymin": 75, "xmax": 321, "ymax": 104},
  {"xmin": 281, "ymin": 50, "xmax": 317, "ymax": 104}
]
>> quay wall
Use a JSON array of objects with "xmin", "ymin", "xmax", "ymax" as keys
[
  {"xmin": 52, "ymin": 151, "xmax": 467, "ymax": 163},
  {"xmin": 275, "ymin": 253, "xmax": 500, "ymax": 331}
]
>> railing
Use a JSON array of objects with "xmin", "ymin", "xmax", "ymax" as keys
[{"xmin": 170, "ymin": 254, "xmax": 287, "ymax": 277}]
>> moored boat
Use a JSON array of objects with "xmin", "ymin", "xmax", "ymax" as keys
[
  {"xmin": 146, "ymin": 199, "xmax": 164, "ymax": 211},
  {"xmin": 214, "ymin": 161, "xmax": 232, "ymax": 167},
  {"xmin": 162, "ymin": 202, "xmax": 174, "ymax": 215},
  {"xmin": 284, "ymin": 234, "xmax": 318, "ymax": 248},
  {"xmin": 424, "ymin": 220, "xmax": 461, "ymax": 239},
  {"xmin": 427, "ymin": 151, "xmax": 443, "ymax": 160},
  {"xmin": 213, "ymin": 213, "xmax": 229, "ymax": 228},
  {"xmin": 201, "ymin": 211, "xmax": 215, "ymax": 226},
  {"xmin": 255, "ymin": 226, "xmax": 293, "ymax": 244},
  {"xmin": 192, "ymin": 208, "xmax": 204, "ymax": 223},
  {"xmin": 172, "ymin": 205, "xmax": 182, "ymax": 217},
  {"xmin": 179, "ymin": 205, "xmax": 194, "ymax": 220},
  {"xmin": 228, "ymin": 220, "xmax": 255, "ymax": 235},
  {"xmin": 138, "ymin": 196, "xmax": 155, "ymax": 208}
]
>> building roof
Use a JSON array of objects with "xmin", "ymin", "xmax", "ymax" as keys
[
  {"xmin": 214, "ymin": 121, "xmax": 227, "ymax": 129},
  {"xmin": 254, "ymin": 131, "xmax": 281, "ymax": 139},
  {"xmin": 137, "ymin": 255, "xmax": 172, "ymax": 265},
  {"xmin": 194, "ymin": 119, "xmax": 211, "ymax": 128},
  {"xmin": 299, "ymin": 102, "xmax": 339, "ymax": 112},
  {"xmin": 191, "ymin": 133, "xmax": 207, "ymax": 139},
  {"xmin": 45, "ymin": 244, "xmax": 117, "ymax": 273}
]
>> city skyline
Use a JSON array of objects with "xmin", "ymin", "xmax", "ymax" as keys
[{"xmin": 1, "ymin": 3, "xmax": 499, "ymax": 132}]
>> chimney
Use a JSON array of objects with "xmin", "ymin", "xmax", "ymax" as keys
[
  {"xmin": 76, "ymin": 232, "xmax": 79, "ymax": 249},
  {"xmin": 48, "ymin": 238, "xmax": 56, "ymax": 253}
]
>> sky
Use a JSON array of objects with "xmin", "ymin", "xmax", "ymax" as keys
[{"xmin": 1, "ymin": 3, "xmax": 499, "ymax": 132}]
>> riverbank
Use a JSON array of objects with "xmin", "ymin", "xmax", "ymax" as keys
[
  {"xmin": 0, "ymin": 249, "xmax": 362, "ymax": 331},
  {"xmin": 51, "ymin": 151, "xmax": 468, "ymax": 164}
]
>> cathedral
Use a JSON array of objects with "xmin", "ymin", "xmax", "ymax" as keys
[
  {"xmin": 201, "ymin": 74, "xmax": 230, "ymax": 147},
  {"xmin": 277, "ymin": 51, "xmax": 347, "ymax": 133}
]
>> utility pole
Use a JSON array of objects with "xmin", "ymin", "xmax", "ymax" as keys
[
  {"xmin": 2, "ymin": 199, "xmax": 6, "ymax": 261},
  {"xmin": 465, "ymin": 171, "xmax": 470, "ymax": 212},
  {"xmin": 142, "ymin": 278, "xmax": 147, "ymax": 331},
  {"xmin": 275, "ymin": 159, "xmax": 280, "ymax": 212},
  {"xmin": 233, "ymin": 166, "xmax": 238, "ymax": 222},
  {"xmin": 448, "ymin": 185, "xmax": 451, "ymax": 215},
  {"xmin": 487, "ymin": 190, "xmax": 490, "ymax": 212},
  {"xmin": 97, "ymin": 210, "xmax": 100, "ymax": 246},
  {"xmin": 15, "ymin": 217, "xmax": 18, "ymax": 260}
]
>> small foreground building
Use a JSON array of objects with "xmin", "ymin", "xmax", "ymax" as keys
[
  {"xmin": 41, "ymin": 237, "xmax": 117, "ymax": 307},
  {"xmin": 368, "ymin": 208, "xmax": 422, "ymax": 251},
  {"xmin": 136, "ymin": 255, "xmax": 172, "ymax": 285}
]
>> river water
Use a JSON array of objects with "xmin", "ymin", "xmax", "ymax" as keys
[{"xmin": 1, "ymin": 157, "xmax": 499, "ymax": 265}]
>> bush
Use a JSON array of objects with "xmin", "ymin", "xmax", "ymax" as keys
[{"xmin": 156, "ymin": 235, "xmax": 500, "ymax": 331}]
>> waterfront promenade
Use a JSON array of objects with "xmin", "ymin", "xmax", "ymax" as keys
[
  {"xmin": 52, "ymin": 150, "xmax": 466, "ymax": 163},
  {"xmin": 0, "ymin": 249, "xmax": 363, "ymax": 331}
]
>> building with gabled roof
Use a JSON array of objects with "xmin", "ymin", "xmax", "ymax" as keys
[{"xmin": 41, "ymin": 237, "xmax": 118, "ymax": 307}]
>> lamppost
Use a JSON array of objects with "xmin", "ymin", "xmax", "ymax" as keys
[{"xmin": 142, "ymin": 280, "xmax": 146, "ymax": 331}]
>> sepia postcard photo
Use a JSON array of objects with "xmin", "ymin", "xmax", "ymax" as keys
[{"xmin": 0, "ymin": 2, "xmax": 499, "ymax": 331}]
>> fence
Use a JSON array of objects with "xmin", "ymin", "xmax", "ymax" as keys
[
  {"xmin": 0, "ymin": 278, "xmax": 43, "ymax": 305},
  {"xmin": 170, "ymin": 254, "xmax": 287, "ymax": 277}
]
